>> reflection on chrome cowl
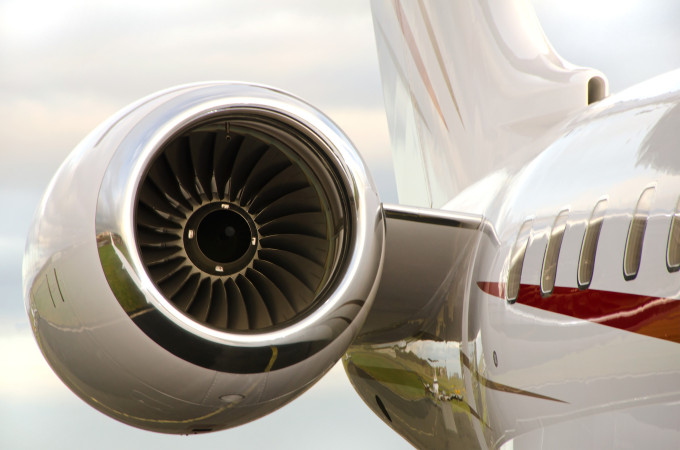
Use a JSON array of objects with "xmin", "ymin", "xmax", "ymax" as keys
[{"xmin": 23, "ymin": 83, "xmax": 384, "ymax": 434}]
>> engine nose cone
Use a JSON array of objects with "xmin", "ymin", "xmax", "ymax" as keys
[
  {"xmin": 198, "ymin": 209, "xmax": 250, "ymax": 261},
  {"xmin": 184, "ymin": 202, "xmax": 258, "ymax": 276}
]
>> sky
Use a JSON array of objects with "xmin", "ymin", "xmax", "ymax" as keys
[{"xmin": 0, "ymin": 1, "xmax": 679, "ymax": 449}]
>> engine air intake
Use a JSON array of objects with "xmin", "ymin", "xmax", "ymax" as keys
[{"xmin": 135, "ymin": 117, "xmax": 348, "ymax": 332}]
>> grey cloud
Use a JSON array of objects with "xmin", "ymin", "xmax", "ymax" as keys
[
  {"xmin": 532, "ymin": 0, "xmax": 680, "ymax": 92},
  {"xmin": 0, "ymin": 0, "xmax": 382, "ymax": 110}
]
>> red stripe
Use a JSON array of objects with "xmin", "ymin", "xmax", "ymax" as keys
[{"xmin": 477, "ymin": 282, "xmax": 680, "ymax": 344}]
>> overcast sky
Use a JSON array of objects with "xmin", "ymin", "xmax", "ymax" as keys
[{"xmin": 1, "ymin": 1, "xmax": 679, "ymax": 449}]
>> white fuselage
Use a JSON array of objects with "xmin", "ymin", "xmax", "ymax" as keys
[
  {"xmin": 464, "ymin": 71, "xmax": 680, "ymax": 448},
  {"xmin": 345, "ymin": 70, "xmax": 680, "ymax": 450}
]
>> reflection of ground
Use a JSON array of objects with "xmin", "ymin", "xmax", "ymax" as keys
[
  {"xmin": 424, "ymin": 378, "xmax": 463, "ymax": 402},
  {"xmin": 98, "ymin": 236, "xmax": 148, "ymax": 314},
  {"xmin": 345, "ymin": 347, "xmax": 483, "ymax": 450}
]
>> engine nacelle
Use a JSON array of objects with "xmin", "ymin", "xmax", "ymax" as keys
[{"xmin": 23, "ymin": 83, "xmax": 384, "ymax": 434}]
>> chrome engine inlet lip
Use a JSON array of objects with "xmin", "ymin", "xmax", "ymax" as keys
[{"xmin": 94, "ymin": 82, "xmax": 383, "ymax": 371}]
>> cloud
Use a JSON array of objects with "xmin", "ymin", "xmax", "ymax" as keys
[
  {"xmin": 0, "ymin": 0, "xmax": 393, "ymax": 200},
  {"xmin": 0, "ymin": 328, "xmax": 67, "ymax": 398},
  {"xmin": 0, "ymin": 0, "xmax": 382, "ymax": 107},
  {"xmin": 531, "ymin": 0, "xmax": 680, "ymax": 92}
]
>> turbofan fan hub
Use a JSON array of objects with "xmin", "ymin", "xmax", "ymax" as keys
[{"xmin": 184, "ymin": 202, "xmax": 257, "ymax": 276}]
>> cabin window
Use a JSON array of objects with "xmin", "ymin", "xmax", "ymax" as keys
[
  {"xmin": 667, "ymin": 197, "xmax": 680, "ymax": 272},
  {"xmin": 624, "ymin": 187, "xmax": 655, "ymax": 280},
  {"xmin": 541, "ymin": 210, "xmax": 569, "ymax": 296},
  {"xmin": 578, "ymin": 199, "xmax": 608, "ymax": 289},
  {"xmin": 507, "ymin": 220, "xmax": 532, "ymax": 303}
]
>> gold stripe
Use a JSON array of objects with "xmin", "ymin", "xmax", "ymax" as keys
[
  {"xmin": 393, "ymin": 0, "xmax": 448, "ymax": 130},
  {"xmin": 460, "ymin": 352, "xmax": 567, "ymax": 404},
  {"xmin": 375, "ymin": 20, "xmax": 432, "ymax": 133},
  {"xmin": 416, "ymin": 0, "xmax": 465, "ymax": 128}
]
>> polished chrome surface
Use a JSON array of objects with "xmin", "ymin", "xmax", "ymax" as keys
[{"xmin": 24, "ymin": 82, "xmax": 384, "ymax": 433}]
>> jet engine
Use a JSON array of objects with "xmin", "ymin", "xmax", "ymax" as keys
[{"xmin": 23, "ymin": 82, "xmax": 384, "ymax": 434}]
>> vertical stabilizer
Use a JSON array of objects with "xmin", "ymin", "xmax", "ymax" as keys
[{"xmin": 371, "ymin": 0, "xmax": 608, "ymax": 207}]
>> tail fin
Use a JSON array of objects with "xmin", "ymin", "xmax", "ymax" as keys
[{"xmin": 371, "ymin": 0, "xmax": 608, "ymax": 208}]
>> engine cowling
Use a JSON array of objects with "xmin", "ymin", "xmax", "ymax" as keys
[{"xmin": 23, "ymin": 82, "xmax": 384, "ymax": 434}]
